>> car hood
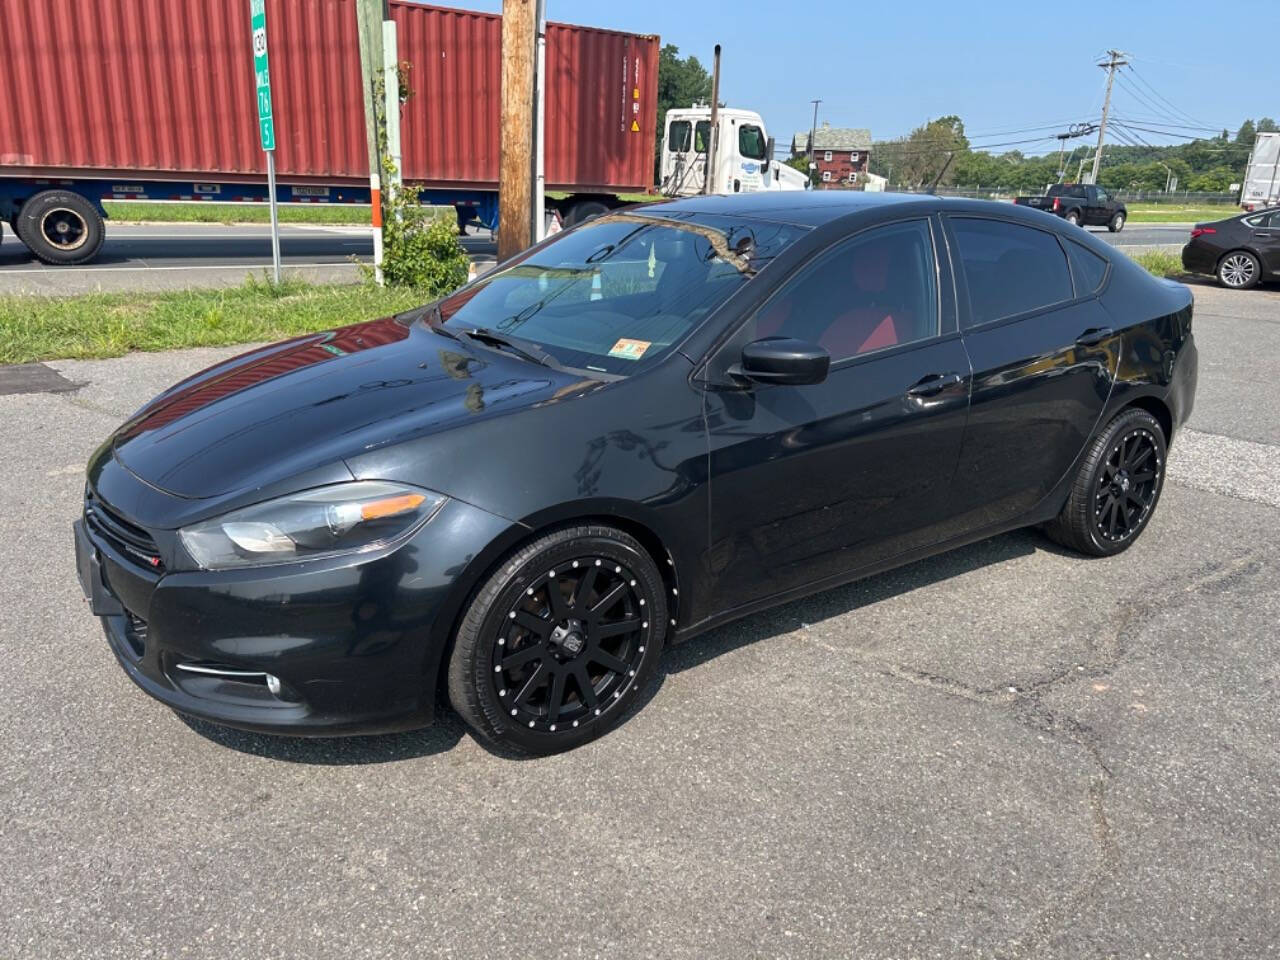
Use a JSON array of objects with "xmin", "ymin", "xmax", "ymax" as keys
[{"xmin": 111, "ymin": 315, "xmax": 600, "ymax": 499}]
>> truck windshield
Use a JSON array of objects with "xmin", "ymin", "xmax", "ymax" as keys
[{"xmin": 434, "ymin": 213, "xmax": 807, "ymax": 376}]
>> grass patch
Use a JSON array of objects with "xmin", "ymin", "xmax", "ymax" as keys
[
  {"xmin": 1126, "ymin": 204, "xmax": 1239, "ymax": 223},
  {"xmin": 1130, "ymin": 250, "xmax": 1184, "ymax": 278},
  {"xmin": 0, "ymin": 278, "xmax": 424, "ymax": 364},
  {"xmin": 103, "ymin": 201, "xmax": 399, "ymax": 226}
]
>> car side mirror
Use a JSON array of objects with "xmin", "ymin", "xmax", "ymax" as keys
[
  {"xmin": 762, "ymin": 136, "xmax": 775, "ymax": 173},
  {"xmin": 735, "ymin": 337, "xmax": 830, "ymax": 386}
]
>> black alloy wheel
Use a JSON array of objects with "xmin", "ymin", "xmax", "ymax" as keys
[
  {"xmin": 1092, "ymin": 428, "xmax": 1161, "ymax": 544},
  {"xmin": 448, "ymin": 525, "xmax": 668, "ymax": 754},
  {"xmin": 1045, "ymin": 407, "xmax": 1166, "ymax": 557}
]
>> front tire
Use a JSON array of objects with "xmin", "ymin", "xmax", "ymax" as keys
[
  {"xmin": 1108, "ymin": 212, "xmax": 1125, "ymax": 232},
  {"xmin": 1044, "ymin": 408, "xmax": 1166, "ymax": 557},
  {"xmin": 447, "ymin": 524, "xmax": 668, "ymax": 755},
  {"xmin": 1217, "ymin": 250, "xmax": 1260, "ymax": 289}
]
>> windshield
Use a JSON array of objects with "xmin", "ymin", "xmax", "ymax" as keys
[{"xmin": 435, "ymin": 213, "xmax": 808, "ymax": 376}]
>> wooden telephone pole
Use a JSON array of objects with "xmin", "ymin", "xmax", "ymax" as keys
[{"xmin": 499, "ymin": 0, "xmax": 536, "ymax": 260}]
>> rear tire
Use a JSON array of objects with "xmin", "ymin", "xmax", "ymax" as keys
[
  {"xmin": 1065, "ymin": 210, "xmax": 1081, "ymax": 226},
  {"xmin": 1044, "ymin": 408, "xmax": 1166, "ymax": 557},
  {"xmin": 447, "ymin": 524, "xmax": 668, "ymax": 755},
  {"xmin": 1108, "ymin": 212, "xmax": 1125, "ymax": 232},
  {"xmin": 13, "ymin": 189, "xmax": 105, "ymax": 265},
  {"xmin": 563, "ymin": 198, "xmax": 610, "ymax": 227},
  {"xmin": 1217, "ymin": 250, "xmax": 1260, "ymax": 289}
]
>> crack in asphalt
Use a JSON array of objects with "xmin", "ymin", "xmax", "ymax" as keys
[{"xmin": 795, "ymin": 546, "xmax": 1272, "ymax": 957}]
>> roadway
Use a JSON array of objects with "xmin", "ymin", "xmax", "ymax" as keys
[
  {"xmin": 0, "ymin": 221, "xmax": 1185, "ymax": 294},
  {"xmin": 0, "ymin": 222, "xmax": 497, "ymax": 294}
]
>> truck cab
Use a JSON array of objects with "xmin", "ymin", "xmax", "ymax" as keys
[{"xmin": 660, "ymin": 106, "xmax": 807, "ymax": 198}]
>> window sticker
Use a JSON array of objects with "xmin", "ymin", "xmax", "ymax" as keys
[{"xmin": 608, "ymin": 338, "xmax": 651, "ymax": 360}]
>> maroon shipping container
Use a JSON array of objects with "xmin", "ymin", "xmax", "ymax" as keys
[{"xmin": 0, "ymin": 0, "xmax": 659, "ymax": 193}]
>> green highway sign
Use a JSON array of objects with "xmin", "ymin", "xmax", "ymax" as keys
[{"xmin": 250, "ymin": 0, "xmax": 275, "ymax": 151}]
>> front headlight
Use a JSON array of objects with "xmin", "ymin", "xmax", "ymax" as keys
[{"xmin": 179, "ymin": 481, "xmax": 446, "ymax": 571}]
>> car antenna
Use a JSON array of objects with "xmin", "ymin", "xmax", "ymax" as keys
[{"xmin": 928, "ymin": 151, "xmax": 956, "ymax": 195}]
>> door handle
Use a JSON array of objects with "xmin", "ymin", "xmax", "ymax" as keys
[
  {"xmin": 1075, "ymin": 326, "xmax": 1114, "ymax": 347},
  {"xmin": 905, "ymin": 372, "xmax": 963, "ymax": 398}
]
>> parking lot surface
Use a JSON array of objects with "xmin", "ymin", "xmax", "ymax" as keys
[{"xmin": 2, "ymin": 282, "xmax": 1278, "ymax": 959}]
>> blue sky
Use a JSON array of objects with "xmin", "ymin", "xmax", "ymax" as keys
[{"xmin": 441, "ymin": 0, "xmax": 1278, "ymax": 155}]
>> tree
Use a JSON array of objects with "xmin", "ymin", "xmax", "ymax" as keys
[
  {"xmin": 1258, "ymin": 117, "xmax": 1278, "ymax": 134},
  {"xmin": 655, "ymin": 44, "xmax": 712, "ymax": 179},
  {"xmin": 875, "ymin": 115, "xmax": 968, "ymax": 188},
  {"xmin": 1236, "ymin": 120, "xmax": 1256, "ymax": 145},
  {"xmin": 784, "ymin": 154, "xmax": 816, "ymax": 187}
]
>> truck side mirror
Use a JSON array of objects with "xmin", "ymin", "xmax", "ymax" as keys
[{"xmin": 763, "ymin": 136, "xmax": 775, "ymax": 173}]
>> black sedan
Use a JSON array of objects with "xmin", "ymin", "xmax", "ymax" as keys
[
  {"xmin": 1181, "ymin": 206, "xmax": 1280, "ymax": 289},
  {"xmin": 75, "ymin": 193, "xmax": 1197, "ymax": 755}
]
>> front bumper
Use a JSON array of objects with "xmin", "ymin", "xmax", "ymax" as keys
[{"xmin": 75, "ymin": 495, "xmax": 515, "ymax": 736}]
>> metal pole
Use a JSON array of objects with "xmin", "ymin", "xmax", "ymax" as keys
[
  {"xmin": 703, "ymin": 44, "xmax": 721, "ymax": 196},
  {"xmin": 808, "ymin": 98, "xmax": 821, "ymax": 187},
  {"xmin": 382, "ymin": 19, "xmax": 402, "ymax": 200},
  {"xmin": 532, "ymin": 0, "xmax": 547, "ymax": 242},
  {"xmin": 266, "ymin": 149, "xmax": 281, "ymax": 285}
]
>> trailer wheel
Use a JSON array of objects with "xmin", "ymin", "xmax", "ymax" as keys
[
  {"xmin": 14, "ymin": 190, "xmax": 105, "ymax": 265},
  {"xmin": 563, "ymin": 198, "xmax": 610, "ymax": 227}
]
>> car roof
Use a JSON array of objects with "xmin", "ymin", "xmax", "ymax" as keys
[{"xmin": 633, "ymin": 190, "xmax": 1075, "ymax": 231}]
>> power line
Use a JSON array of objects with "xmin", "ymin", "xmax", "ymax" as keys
[
  {"xmin": 1124, "ymin": 63, "xmax": 1208, "ymax": 128},
  {"xmin": 1113, "ymin": 71, "xmax": 1190, "ymax": 129}
]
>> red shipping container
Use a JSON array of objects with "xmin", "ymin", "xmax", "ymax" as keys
[{"xmin": 0, "ymin": 0, "xmax": 658, "ymax": 193}]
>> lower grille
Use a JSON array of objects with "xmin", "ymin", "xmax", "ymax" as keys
[{"xmin": 123, "ymin": 612, "xmax": 148, "ymax": 658}]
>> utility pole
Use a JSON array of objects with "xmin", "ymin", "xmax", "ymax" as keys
[
  {"xmin": 703, "ymin": 45, "xmax": 721, "ymax": 196},
  {"xmin": 1055, "ymin": 132, "xmax": 1070, "ymax": 181},
  {"xmin": 808, "ymin": 98, "xmax": 821, "ymax": 187},
  {"xmin": 499, "ymin": 0, "xmax": 536, "ymax": 260},
  {"xmin": 1089, "ymin": 49, "xmax": 1128, "ymax": 185},
  {"xmin": 354, "ymin": 0, "xmax": 387, "ymax": 283}
]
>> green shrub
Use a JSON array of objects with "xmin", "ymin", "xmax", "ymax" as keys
[
  {"xmin": 372, "ymin": 186, "xmax": 470, "ymax": 294},
  {"xmin": 1131, "ymin": 250, "xmax": 1183, "ymax": 278}
]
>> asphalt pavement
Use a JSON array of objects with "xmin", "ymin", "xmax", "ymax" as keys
[
  {"xmin": 2, "ymin": 283, "xmax": 1278, "ymax": 958},
  {"xmin": 0, "ymin": 220, "xmax": 1184, "ymax": 294},
  {"xmin": 0, "ymin": 222, "xmax": 497, "ymax": 294}
]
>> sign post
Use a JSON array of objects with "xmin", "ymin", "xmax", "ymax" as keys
[{"xmin": 250, "ymin": 0, "xmax": 282, "ymax": 285}]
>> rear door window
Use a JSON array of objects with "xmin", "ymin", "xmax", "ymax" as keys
[
  {"xmin": 1065, "ymin": 239, "xmax": 1109, "ymax": 296},
  {"xmin": 950, "ymin": 218, "xmax": 1074, "ymax": 327}
]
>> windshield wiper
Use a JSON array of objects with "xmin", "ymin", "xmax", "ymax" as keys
[{"xmin": 460, "ymin": 327, "xmax": 556, "ymax": 368}]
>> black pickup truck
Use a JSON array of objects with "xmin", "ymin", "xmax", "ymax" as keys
[{"xmin": 1014, "ymin": 183, "xmax": 1127, "ymax": 232}]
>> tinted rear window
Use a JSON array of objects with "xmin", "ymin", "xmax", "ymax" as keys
[
  {"xmin": 951, "ymin": 218, "xmax": 1074, "ymax": 327},
  {"xmin": 1066, "ymin": 239, "xmax": 1109, "ymax": 295},
  {"xmin": 1047, "ymin": 184, "xmax": 1086, "ymax": 199}
]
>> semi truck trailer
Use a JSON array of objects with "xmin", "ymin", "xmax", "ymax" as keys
[
  {"xmin": 1240, "ymin": 132, "xmax": 1280, "ymax": 212},
  {"xmin": 0, "ymin": 0, "xmax": 660, "ymax": 265}
]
